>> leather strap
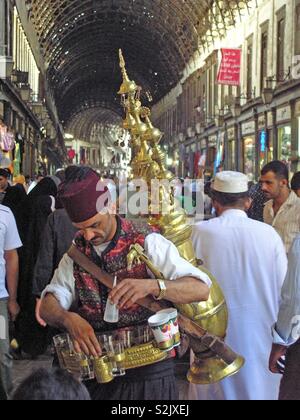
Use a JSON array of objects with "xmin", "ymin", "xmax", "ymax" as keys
[{"xmin": 68, "ymin": 245, "xmax": 114, "ymax": 290}]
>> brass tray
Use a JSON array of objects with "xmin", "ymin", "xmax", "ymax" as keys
[{"xmin": 124, "ymin": 341, "xmax": 168, "ymax": 370}]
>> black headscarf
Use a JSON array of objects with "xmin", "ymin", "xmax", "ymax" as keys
[
  {"xmin": 15, "ymin": 176, "xmax": 60, "ymax": 356},
  {"xmin": 27, "ymin": 177, "xmax": 59, "ymax": 199}
]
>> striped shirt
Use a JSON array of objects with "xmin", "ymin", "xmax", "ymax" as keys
[{"xmin": 264, "ymin": 191, "xmax": 300, "ymax": 253}]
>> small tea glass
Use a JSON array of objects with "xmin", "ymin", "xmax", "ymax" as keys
[{"xmin": 107, "ymin": 338, "xmax": 126, "ymax": 377}]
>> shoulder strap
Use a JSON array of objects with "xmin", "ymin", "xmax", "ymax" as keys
[{"xmin": 68, "ymin": 244, "xmax": 114, "ymax": 290}]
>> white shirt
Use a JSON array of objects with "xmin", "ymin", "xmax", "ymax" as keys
[
  {"xmin": 264, "ymin": 191, "xmax": 300, "ymax": 254},
  {"xmin": 272, "ymin": 234, "xmax": 300, "ymax": 346},
  {"xmin": 0, "ymin": 205, "xmax": 22, "ymax": 299},
  {"xmin": 42, "ymin": 232, "xmax": 211, "ymax": 310},
  {"xmin": 190, "ymin": 209, "xmax": 287, "ymax": 401}
]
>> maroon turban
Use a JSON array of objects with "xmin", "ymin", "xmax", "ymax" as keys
[{"xmin": 58, "ymin": 170, "xmax": 110, "ymax": 223}]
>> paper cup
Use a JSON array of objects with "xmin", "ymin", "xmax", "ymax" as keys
[
  {"xmin": 157, "ymin": 308, "xmax": 181, "ymax": 347},
  {"xmin": 148, "ymin": 313, "xmax": 174, "ymax": 351}
]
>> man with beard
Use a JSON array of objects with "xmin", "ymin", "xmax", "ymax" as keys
[
  {"xmin": 40, "ymin": 166, "xmax": 211, "ymax": 401},
  {"xmin": 261, "ymin": 161, "xmax": 300, "ymax": 253}
]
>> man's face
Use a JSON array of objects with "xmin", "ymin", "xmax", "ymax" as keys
[
  {"xmin": 295, "ymin": 189, "xmax": 300, "ymax": 198},
  {"xmin": 0, "ymin": 176, "xmax": 8, "ymax": 191},
  {"xmin": 259, "ymin": 171, "xmax": 287, "ymax": 200},
  {"xmin": 74, "ymin": 212, "xmax": 115, "ymax": 247}
]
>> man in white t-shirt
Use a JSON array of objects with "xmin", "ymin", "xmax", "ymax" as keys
[{"xmin": 0, "ymin": 205, "xmax": 22, "ymax": 398}]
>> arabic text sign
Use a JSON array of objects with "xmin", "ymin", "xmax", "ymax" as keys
[{"xmin": 217, "ymin": 49, "xmax": 242, "ymax": 86}]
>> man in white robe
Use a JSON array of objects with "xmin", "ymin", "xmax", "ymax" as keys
[{"xmin": 190, "ymin": 171, "xmax": 288, "ymax": 400}]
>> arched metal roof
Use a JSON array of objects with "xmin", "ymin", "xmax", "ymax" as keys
[
  {"xmin": 27, "ymin": 0, "xmax": 254, "ymax": 139},
  {"xmin": 67, "ymin": 107, "xmax": 122, "ymax": 140}
]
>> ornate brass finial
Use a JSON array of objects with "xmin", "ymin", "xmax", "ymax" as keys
[
  {"xmin": 119, "ymin": 49, "xmax": 128, "ymax": 81},
  {"xmin": 118, "ymin": 49, "xmax": 137, "ymax": 95}
]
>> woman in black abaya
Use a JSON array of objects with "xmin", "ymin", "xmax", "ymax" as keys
[{"xmin": 15, "ymin": 176, "xmax": 61, "ymax": 357}]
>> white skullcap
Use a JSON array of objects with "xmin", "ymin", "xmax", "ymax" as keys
[{"xmin": 212, "ymin": 171, "xmax": 249, "ymax": 194}]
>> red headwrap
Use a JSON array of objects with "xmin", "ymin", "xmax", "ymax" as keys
[{"xmin": 58, "ymin": 170, "xmax": 110, "ymax": 223}]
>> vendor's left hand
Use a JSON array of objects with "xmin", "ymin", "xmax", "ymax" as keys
[{"xmin": 109, "ymin": 278, "xmax": 159, "ymax": 310}]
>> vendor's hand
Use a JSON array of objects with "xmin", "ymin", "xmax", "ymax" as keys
[
  {"xmin": 269, "ymin": 343, "xmax": 287, "ymax": 374},
  {"xmin": 8, "ymin": 298, "xmax": 20, "ymax": 322},
  {"xmin": 35, "ymin": 298, "xmax": 47, "ymax": 327},
  {"xmin": 64, "ymin": 312, "xmax": 102, "ymax": 357},
  {"xmin": 109, "ymin": 278, "xmax": 159, "ymax": 310}
]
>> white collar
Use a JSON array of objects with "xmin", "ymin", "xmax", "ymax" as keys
[{"xmin": 220, "ymin": 209, "xmax": 248, "ymax": 219}]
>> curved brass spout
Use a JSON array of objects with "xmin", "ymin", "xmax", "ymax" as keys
[{"xmin": 127, "ymin": 244, "xmax": 164, "ymax": 279}]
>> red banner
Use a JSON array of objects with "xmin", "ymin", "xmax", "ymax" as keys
[{"xmin": 217, "ymin": 48, "xmax": 241, "ymax": 86}]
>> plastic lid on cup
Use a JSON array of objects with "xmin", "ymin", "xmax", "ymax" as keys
[
  {"xmin": 148, "ymin": 313, "xmax": 169, "ymax": 327},
  {"xmin": 157, "ymin": 308, "xmax": 178, "ymax": 320}
]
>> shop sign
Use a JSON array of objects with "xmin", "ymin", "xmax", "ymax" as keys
[
  {"xmin": 259, "ymin": 130, "xmax": 267, "ymax": 153},
  {"xmin": 208, "ymin": 135, "xmax": 217, "ymax": 147},
  {"xmin": 258, "ymin": 115, "xmax": 266, "ymax": 130},
  {"xmin": 217, "ymin": 48, "xmax": 242, "ymax": 86},
  {"xmin": 295, "ymin": 100, "xmax": 300, "ymax": 117},
  {"xmin": 276, "ymin": 106, "xmax": 291, "ymax": 123},
  {"xmin": 242, "ymin": 120, "xmax": 255, "ymax": 136}
]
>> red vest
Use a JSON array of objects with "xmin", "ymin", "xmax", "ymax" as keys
[{"xmin": 73, "ymin": 217, "xmax": 159, "ymax": 332}]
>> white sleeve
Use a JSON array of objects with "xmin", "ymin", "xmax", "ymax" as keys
[
  {"xmin": 41, "ymin": 253, "xmax": 76, "ymax": 310},
  {"xmin": 4, "ymin": 210, "xmax": 22, "ymax": 251},
  {"xmin": 144, "ymin": 233, "xmax": 212, "ymax": 287}
]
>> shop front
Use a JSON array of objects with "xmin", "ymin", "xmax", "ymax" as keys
[
  {"xmin": 0, "ymin": 120, "xmax": 15, "ymax": 172},
  {"xmin": 241, "ymin": 120, "xmax": 256, "ymax": 181},
  {"xmin": 276, "ymin": 105, "xmax": 292, "ymax": 168},
  {"xmin": 258, "ymin": 114, "xmax": 266, "ymax": 170},
  {"xmin": 266, "ymin": 111, "xmax": 275, "ymax": 165},
  {"xmin": 227, "ymin": 126, "xmax": 236, "ymax": 171}
]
